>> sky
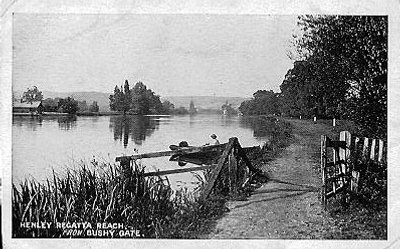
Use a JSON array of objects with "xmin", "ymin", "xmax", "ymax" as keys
[{"xmin": 13, "ymin": 14, "xmax": 298, "ymax": 97}]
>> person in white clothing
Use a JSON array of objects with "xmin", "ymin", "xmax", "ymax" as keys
[{"xmin": 210, "ymin": 134, "xmax": 220, "ymax": 145}]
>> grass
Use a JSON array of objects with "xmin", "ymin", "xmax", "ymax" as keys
[
  {"xmin": 12, "ymin": 160, "xmax": 230, "ymax": 238},
  {"xmin": 245, "ymin": 116, "xmax": 294, "ymax": 175}
]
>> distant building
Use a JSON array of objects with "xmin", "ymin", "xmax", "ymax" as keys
[
  {"xmin": 221, "ymin": 101, "xmax": 238, "ymax": 115},
  {"xmin": 13, "ymin": 101, "xmax": 44, "ymax": 115},
  {"xmin": 189, "ymin": 100, "xmax": 197, "ymax": 115}
]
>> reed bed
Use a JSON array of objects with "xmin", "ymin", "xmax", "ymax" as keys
[{"xmin": 12, "ymin": 160, "xmax": 225, "ymax": 238}]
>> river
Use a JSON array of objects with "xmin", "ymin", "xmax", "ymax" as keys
[{"xmin": 12, "ymin": 114, "xmax": 274, "ymax": 189}]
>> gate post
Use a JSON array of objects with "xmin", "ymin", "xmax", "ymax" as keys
[{"xmin": 339, "ymin": 131, "xmax": 352, "ymax": 182}]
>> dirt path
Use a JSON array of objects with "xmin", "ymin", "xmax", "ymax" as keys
[{"xmin": 208, "ymin": 119, "xmax": 337, "ymax": 239}]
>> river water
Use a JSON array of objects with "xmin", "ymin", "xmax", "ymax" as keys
[{"xmin": 12, "ymin": 114, "xmax": 273, "ymax": 189}]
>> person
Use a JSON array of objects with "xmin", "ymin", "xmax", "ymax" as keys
[{"xmin": 210, "ymin": 134, "xmax": 220, "ymax": 145}]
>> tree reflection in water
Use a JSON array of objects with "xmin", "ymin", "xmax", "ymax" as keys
[
  {"xmin": 109, "ymin": 115, "xmax": 160, "ymax": 147},
  {"xmin": 239, "ymin": 116, "xmax": 278, "ymax": 139},
  {"xmin": 57, "ymin": 116, "xmax": 77, "ymax": 130},
  {"xmin": 12, "ymin": 116, "xmax": 43, "ymax": 131}
]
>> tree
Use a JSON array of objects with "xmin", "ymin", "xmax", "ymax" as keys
[
  {"xmin": 42, "ymin": 98, "xmax": 59, "ymax": 112},
  {"xmin": 173, "ymin": 107, "xmax": 189, "ymax": 115},
  {"xmin": 109, "ymin": 80, "xmax": 168, "ymax": 115},
  {"xmin": 58, "ymin": 97, "xmax": 78, "ymax": 114},
  {"xmin": 285, "ymin": 15, "xmax": 387, "ymax": 137},
  {"xmin": 131, "ymin": 82, "xmax": 149, "ymax": 114},
  {"xmin": 22, "ymin": 86, "xmax": 43, "ymax": 103},
  {"xmin": 123, "ymin": 80, "xmax": 131, "ymax": 113},
  {"xmin": 161, "ymin": 100, "xmax": 175, "ymax": 114},
  {"xmin": 77, "ymin": 100, "xmax": 88, "ymax": 112},
  {"xmin": 109, "ymin": 85, "xmax": 125, "ymax": 113},
  {"xmin": 89, "ymin": 101, "xmax": 99, "ymax": 112},
  {"xmin": 239, "ymin": 90, "xmax": 280, "ymax": 115}
]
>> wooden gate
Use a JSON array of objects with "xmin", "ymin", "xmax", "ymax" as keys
[
  {"xmin": 116, "ymin": 137, "xmax": 261, "ymax": 200},
  {"xmin": 320, "ymin": 131, "xmax": 386, "ymax": 208}
]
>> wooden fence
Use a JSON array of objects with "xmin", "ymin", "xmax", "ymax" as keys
[
  {"xmin": 321, "ymin": 131, "xmax": 386, "ymax": 208},
  {"xmin": 116, "ymin": 137, "xmax": 260, "ymax": 200}
]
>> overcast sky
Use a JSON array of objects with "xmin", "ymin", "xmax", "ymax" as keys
[{"xmin": 13, "ymin": 14, "xmax": 298, "ymax": 97}]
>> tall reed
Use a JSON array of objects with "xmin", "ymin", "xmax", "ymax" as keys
[
  {"xmin": 12, "ymin": 159, "xmax": 227, "ymax": 238},
  {"xmin": 13, "ymin": 160, "xmax": 177, "ymax": 238}
]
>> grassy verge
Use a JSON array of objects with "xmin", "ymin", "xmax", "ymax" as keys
[{"xmin": 245, "ymin": 116, "xmax": 293, "ymax": 175}]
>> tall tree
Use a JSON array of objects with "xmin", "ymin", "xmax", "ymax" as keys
[
  {"xmin": 123, "ymin": 80, "xmax": 131, "ymax": 113},
  {"xmin": 109, "ymin": 85, "xmax": 125, "ymax": 113},
  {"xmin": 22, "ymin": 86, "xmax": 43, "ymax": 103}
]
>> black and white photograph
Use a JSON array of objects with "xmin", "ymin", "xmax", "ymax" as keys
[{"xmin": 1, "ymin": 0, "xmax": 399, "ymax": 248}]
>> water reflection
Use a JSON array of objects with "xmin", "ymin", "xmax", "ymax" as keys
[
  {"xmin": 239, "ymin": 116, "xmax": 277, "ymax": 139},
  {"xmin": 57, "ymin": 116, "xmax": 77, "ymax": 130},
  {"xmin": 109, "ymin": 115, "xmax": 160, "ymax": 147},
  {"xmin": 12, "ymin": 116, "xmax": 43, "ymax": 131},
  {"xmin": 220, "ymin": 115, "xmax": 236, "ymax": 127}
]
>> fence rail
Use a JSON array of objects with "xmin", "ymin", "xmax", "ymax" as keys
[
  {"xmin": 321, "ymin": 131, "xmax": 386, "ymax": 208},
  {"xmin": 116, "ymin": 137, "xmax": 259, "ymax": 200}
]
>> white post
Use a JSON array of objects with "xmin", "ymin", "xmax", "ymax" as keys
[
  {"xmin": 313, "ymin": 116, "xmax": 317, "ymax": 123},
  {"xmin": 300, "ymin": 115, "xmax": 302, "ymax": 120},
  {"xmin": 333, "ymin": 118, "xmax": 336, "ymax": 127}
]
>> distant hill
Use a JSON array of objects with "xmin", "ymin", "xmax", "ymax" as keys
[
  {"xmin": 13, "ymin": 90, "xmax": 249, "ymax": 112},
  {"xmin": 161, "ymin": 96, "xmax": 249, "ymax": 110}
]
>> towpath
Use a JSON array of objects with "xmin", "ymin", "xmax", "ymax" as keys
[{"xmin": 208, "ymin": 119, "xmax": 337, "ymax": 239}]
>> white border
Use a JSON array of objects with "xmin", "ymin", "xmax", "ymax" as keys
[{"xmin": 1, "ymin": 0, "xmax": 399, "ymax": 248}]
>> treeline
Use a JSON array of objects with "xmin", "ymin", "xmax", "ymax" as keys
[
  {"xmin": 240, "ymin": 16, "xmax": 387, "ymax": 138},
  {"xmin": 109, "ymin": 80, "xmax": 185, "ymax": 115},
  {"xmin": 239, "ymin": 90, "xmax": 280, "ymax": 116},
  {"xmin": 42, "ymin": 98, "xmax": 99, "ymax": 114},
  {"xmin": 19, "ymin": 86, "xmax": 98, "ymax": 114}
]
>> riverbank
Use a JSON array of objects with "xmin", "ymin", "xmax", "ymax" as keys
[{"xmin": 208, "ymin": 118, "xmax": 386, "ymax": 239}]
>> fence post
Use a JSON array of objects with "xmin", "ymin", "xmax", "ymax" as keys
[
  {"xmin": 321, "ymin": 135, "xmax": 327, "ymax": 209},
  {"xmin": 351, "ymin": 137, "xmax": 360, "ymax": 193},
  {"xmin": 370, "ymin": 139, "xmax": 376, "ymax": 161},
  {"xmin": 378, "ymin": 139, "xmax": 384, "ymax": 162},
  {"xmin": 362, "ymin": 137, "xmax": 369, "ymax": 160}
]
